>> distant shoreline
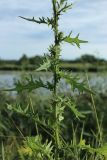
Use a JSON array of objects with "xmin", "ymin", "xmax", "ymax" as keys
[
  {"xmin": 0, "ymin": 54, "xmax": 107, "ymax": 72},
  {"xmin": 0, "ymin": 64, "xmax": 106, "ymax": 72}
]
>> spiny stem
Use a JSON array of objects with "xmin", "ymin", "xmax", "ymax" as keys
[{"xmin": 52, "ymin": 0, "xmax": 60, "ymax": 158}]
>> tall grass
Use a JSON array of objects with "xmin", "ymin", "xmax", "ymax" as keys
[{"xmin": 0, "ymin": 76, "xmax": 107, "ymax": 159}]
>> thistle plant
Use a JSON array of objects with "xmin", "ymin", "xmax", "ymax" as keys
[{"xmin": 6, "ymin": 0, "xmax": 107, "ymax": 159}]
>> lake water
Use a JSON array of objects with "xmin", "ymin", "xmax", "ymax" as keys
[{"xmin": 0, "ymin": 71, "xmax": 107, "ymax": 94}]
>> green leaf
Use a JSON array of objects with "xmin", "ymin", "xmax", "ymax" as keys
[
  {"xmin": 66, "ymin": 98, "xmax": 85, "ymax": 119},
  {"xmin": 70, "ymin": 103, "xmax": 85, "ymax": 119},
  {"xmin": 19, "ymin": 16, "xmax": 54, "ymax": 28},
  {"xmin": 64, "ymin": 34, "xmax": 88, "ymax": 48},
  {"xmin": 78, "ymin": 139, "xmax": 107, "ymax": 158},
  {"xmin": 5, "ymin": 74, "xmax": 54, "ymax": 93},
  {"xmin": 19, "ymin": 136, "xmax": 54, "ymax": 159},
  {"xmin": 5, "ymin": 75, "xmax": 46, "ymax": 92},
  {"xmin": 19, "ymin": 16, "xmax": 47, "ymax": 24},
  {"xmin": 58, "ymin": 1, "xmax": 72, "ymax": 14},
  {"xmin": 55, "ymin": 96, "xmax": 85, "ymax": 120},
  {"xmin": 95, "ymin": 144, "xmax": 107, "ymax": 158},
  {"xmin": 59, "ymin": 71, "xmax": 93, "ymax": 94},
  {"xmin": 7, "ymin": 103, "xmax": 53, "ymax": 131},
  {"xmin": 7, "ymin": 103, "xmax": 30, "ymax": 115},
  {"xmin": 36, "ymin": 57, "xmax": 51, "ymax": 71},
  {"xmin": 79, "ymin": 139, "xmax": 90, "ymax": 149}
]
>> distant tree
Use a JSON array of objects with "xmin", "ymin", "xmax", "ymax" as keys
[
  {"xmin": 29, "ymin": 55, "xmax": 43, "ymax": 65},
  {"xmin": 18, "ymin": 54, "xmax": 29, "ymax": 65},
  {"xmin": 79, "ymin": 54, "xmax": 98, "ymax": 63}
]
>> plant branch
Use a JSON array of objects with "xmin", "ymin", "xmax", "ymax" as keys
[{"xmin": 19, "ymin": 16, "xmax": 47, "ymax": 24}]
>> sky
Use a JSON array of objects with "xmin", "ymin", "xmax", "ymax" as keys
[{"xmin": 0, "ymin": 0, "xmax": 107, "ymax": 60}]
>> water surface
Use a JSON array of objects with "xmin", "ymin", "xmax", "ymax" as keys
[{"xmin": 0, "ymin": 71, "xmax": 107, "ymax": 94}]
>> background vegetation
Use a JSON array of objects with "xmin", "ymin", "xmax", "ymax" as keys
[
  {"xmin": 0, "ymin": 54, "xmax": 107, "ymax": 72},
  {"xmin": 0, "ymin": 76, "xmax": 107, "ymax": 159}
]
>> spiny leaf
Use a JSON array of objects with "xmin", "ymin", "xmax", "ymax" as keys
[
  {"xmin": 58, "ymin": 3, "xmax": 72, "ymax": 14},
  {"xmin": 64, "ymin": 34, "xmax": 88, "ymax": 48},
  {"xmin": 19, "ymin": 16, "xmax": 47, "ymax": 24},
  {"xmin": 7, "ymin": 103, "xmax": 30, "ymax": 115},
  {"xmin": 7, "ymin": 103, "xmax": 53, "ymax": 131},
  {"xmin": 19, "ymin": 136, "xmax": 54, "ymax": 159},
  {"xmin": 19, "ymin": 146, "xmax": 33, "ymax": 157},
  {"xmin": 79, "ymin": 139, "xmax": 107, "ymax": 159},
  {"xmin": 95, "ymin": 144, "xmax": 107, "ymax": 158},
  {"xmin": 36, "ymin": 57, "xmax": 51, "ymax": 71},
  {"xmin": 59, "ymin": 71, "xmax": 93, "ymax": 94},
  {"xmin": 19, "ymin": 16, "xmax": 54, "ymax": 28},
  {"xmin": 69, "ymin": 103, "xmax": 85, "ymax": 119},
  {"xmin": 4, "ymin": 75, "xmax": 46, "ymax": 92},
  {"xmin": 4, "ymin": 74, "xmax": 54, "ymax": 92},
  {"xmin": 65, "ymin": 98, "xmax": 85, "ymax": 119},
  {"xmin": 55, "ymin": 96, "xmax": 85, "ymax": 120}
]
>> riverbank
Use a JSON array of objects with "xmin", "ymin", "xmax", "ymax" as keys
[
  {"xmin": 0, "ymin": 62, "xmax": 107, "ymax": 72},
  {"xmin": 0, "ymin": 54, "xmax": 107, "ymax": 72}
]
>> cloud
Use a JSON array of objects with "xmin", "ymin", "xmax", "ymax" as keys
[{"xmin": 0, "ymin": 0, "xmax": 107, "ymax": 59}]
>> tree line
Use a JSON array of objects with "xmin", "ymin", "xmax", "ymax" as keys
[
  {"xmin": 0, "ymin": 54, "xmax": 106, "ymax": 65},
  {"xmin": 0, "ymin": 54, "xmax": 106, "ymax": 71}
]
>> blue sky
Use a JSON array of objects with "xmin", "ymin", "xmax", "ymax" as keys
[{"xmin": 0, "ymin": 0, "xmax": 107, "ymax": 60}]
